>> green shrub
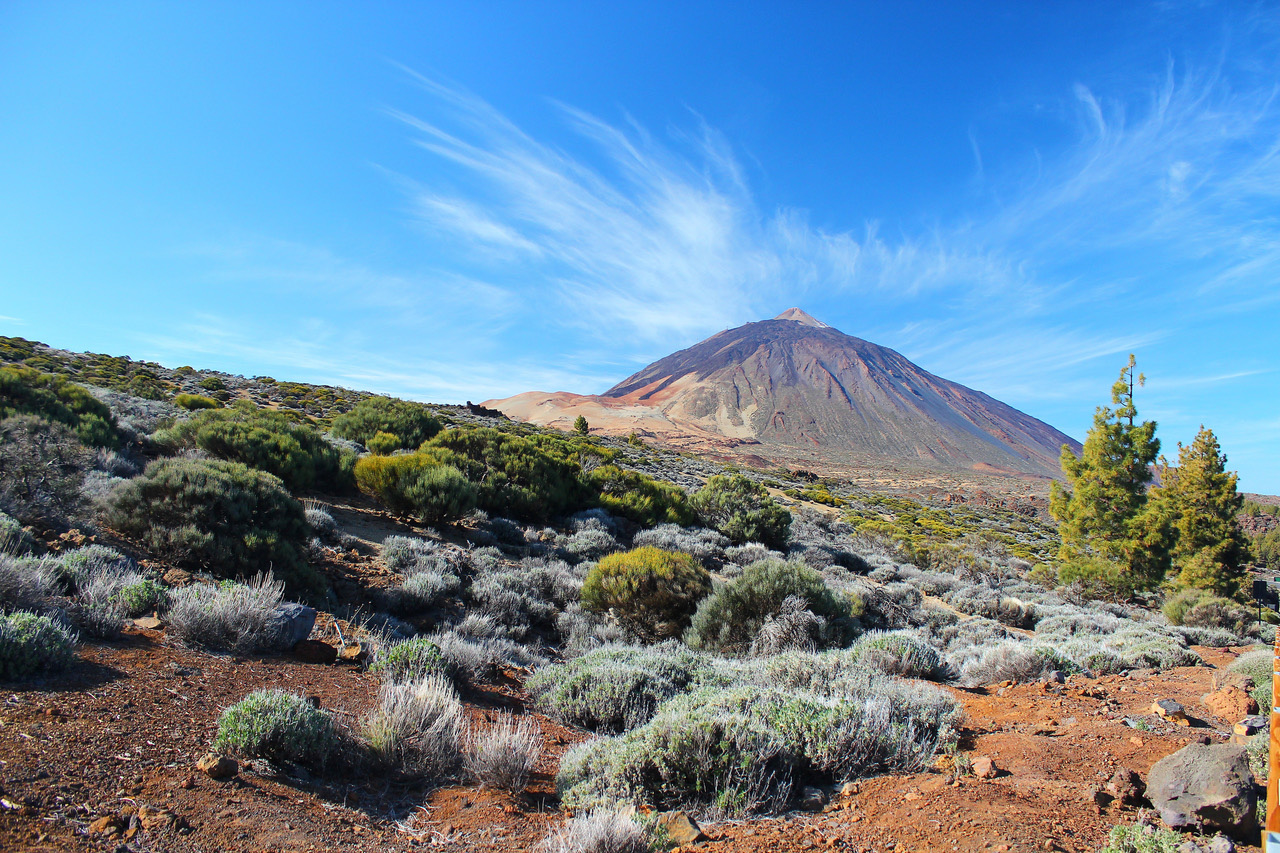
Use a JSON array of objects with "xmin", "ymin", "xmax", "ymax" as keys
[
  {"xmin": 1229, "ymin": 648, "xmax": 1272, "ymax": 712},
  {"xmin": 213, "ymin": 689, "xmax": 341, "ymax": 769},
  {"xmin": 0, "ymin": 611, "xmax": 76, "ymax": 680},
  {"xmin": 115, "ymin": 578, "xmax": 167, "ymax": 617},
  {"xmin": 0, "ymin": 510, "xmax": 35, "ymax": 555},
  {"xmin": 1099, "ymin": 823, "xmax": 1185, "ymax": 853},
  {"xmin": 163, "ymin": 575, "xmax": 293, "ymax": 654},
  {"xmin": 581, "ymin": 547, "xmax": 711, "ymax": 641},
  {"xmin": 850, "ymin": 630, "xmax": 943, "ymax": 679},
  {"xmin": 154, "ymin": 401, "xmax": 354, "ymax": 492},
  {"xmin": 0, "ymin": 416, "xmax": 91, "ymax": 526},
  {"xmin": 686, "ymin": 559, "xmax": 849, "ymax": 653},
  {"xmin": 353, "ymin": 453, "xmax": 476, "ymax": 523},
  {"xmin": 172, "ymin": 393, "xmax": 220, "ymax": 411},
  {"xmin": 1163, "ymin": 587, "xmax": 1253, "ymax": 635},
  {"xmin": 689, "ymin": 474, "xmax": 790, "ymax": 550},
  {"xmin": 331, "ymin": 396, "xmax": 442, "ymax": 451},
  {"xmin": 366, "ymin": 431, "xmax": 400, "ymax": 455},
  {"xmin": 370, "ymin": 638, "xmax": 453, "ymax": 682},
  {"xmin": 106, "ymin": 457, "xmax": 322, "ymax": 596},
  {"xmin": 558, "ymin": 678, "xmax": 961, "ymax": 813},
  {"xmin": 527, "ymin": 644, "xmax": 715, "ymax": 733},
  {"xmin": 426, "ymin": 428, "xmax": 594, "ymax": 522},
  {"xmin": 589, "ymin": 465, "xmax": 695, "ymax": 527},
  {"xmin": 0, "ymin": 366, "xmax": 118, "ymax": 448}
]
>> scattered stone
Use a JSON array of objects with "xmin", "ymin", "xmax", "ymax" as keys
[
  {"xmin": 132, "ymin": 615, "xmax": 164, "ymax": 630},
  {"xmin": 1206, "ymin": 836, "xmax": 1235, "ymax": 853},
  {"xmin": 1233, "ymin": 716, "xmax": 1267, "ymax": 737},
  {"xmin": 1105, "ymin": 768, "xmax": 1146, "ymax": 806},
  {"xmin": 840, "ymin": 781, "xmax": 860, "ymax": 798},
  {"xmin": 195, "ymin": 753, "xmax": 238, "ymax": 780},
  {"xmin": 972, "ymin": 756, "xmax": 998, "ymax": 779},
  {"xmin": 1202, "ymin": 687, "xmax": 1258, "ymax": 721},
  {"xmin": 655, "ymin": 811, "xmax": 706, "ymax": 846},
  {"xmin": 1147, "ymin": 743, "xmax": 1256, "ymax": 838},
  {"xmin": 138, "ymin": 805, "xmax": 183, "ymax": 832},
  {"xmin": 1153, "ymin": 699, "xmax": 1190, "ymax": 726},
  {"xmin": 798, "ymin": 786, "xmax": 828, "ymax": 811},
  {"xmin": 178, "ymin": 775, "xmax": 196, "ymax": 790},
  {"xmin": 89, "ymin": 815, "xmax": 123, "ymax": 836},
  {"xmin": 273, "ymin": 603, "xmax": 316, "ymax": 646},
  {"xmin": 338, "ymin": 643, "xmax": 368, "ymax": 664},
  {"xmin": 292, "ymin": 639, "xmax": 337, "ymax": 664},
  {"xmin": 1087, "ymin": 785, "xmax": 1113, "ymax": 808},
  {"xmin": 161, "ymin": 568, "xmax": 192, "ymax": 586},
  {"xmin": 1178, "ymin": 841, "xmax": 1205, "ymax": 853}
]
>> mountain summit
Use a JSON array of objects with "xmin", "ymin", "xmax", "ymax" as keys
[{"xmin": 487, "ymin": 311, "xmax": 1079, "ymax": 479}]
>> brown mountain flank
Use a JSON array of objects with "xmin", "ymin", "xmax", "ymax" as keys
[{"xmin": 487, "ymin": 309, "xmax": 1080, "ymax": 480}]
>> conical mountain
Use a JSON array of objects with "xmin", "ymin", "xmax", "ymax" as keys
[{"xmin": 487, "ymin": 310, "xmax": 1079, "ymax": 479}]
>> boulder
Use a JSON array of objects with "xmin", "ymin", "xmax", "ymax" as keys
[
  {"xmin": 1147, "ymin": 743, "xmax": 1256, "ymax": 838},
  {"xmin": 272, "ymin": 603, "xmax": 316, "ymax": 646},
  {"xmin": 797, "ymin": 786, "xmax": 828, "ymax": 811},
  {"xmin": 132, "ymin": 615, "xmax": 164, "ymax": 631},
  {"xmin": 195, "ymin": 753, "xmax": 238, "ymax": 780},
  {"xmin": 655, "ymin": 811, "xmax": 706, "ymax": 846},
  {"xmin": 1202, "ymin": 687, "xmax": 1258, "ymax": 722},
  {"xmin": 1233, "ymin": 716, "xmax": 1267, "ymax": 738}
]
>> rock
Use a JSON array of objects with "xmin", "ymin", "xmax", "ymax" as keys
[
  {"xmin": 972, "ymin": 755, "xmax": 998, "ymax": 779},
  {"xmin": 132, "ymin": 615, "xmax": 164, "ymax": 630},
  {"xmin": 161, "ymin": 568, "xmax": 192, "ymax": 586},
  {"xmin": 1206, "ymin": 836, "xmax": 1235, "ymax": 853},
  {"xmin": 1177, "ymin": 842, "xmax": 1205, "ymax": 853},
  {"xmin": 840, "ymin": 781, "xmax": 860, "ymax": 797},
  {"xmin": 293, "ymin": 639, "xmax": 337, "ymax": 664},
  {"xmin": 655, "ymin": 811, "xmax": 706, "ymax": 846},
  {"xmin": 272, "ymin": 603, "xmax": 316, "ymax": 646},
  {"xmin": 1202, "ymin": 687, "xmax": 1258, "ymax": 721},
  {"xmin": 1233, "ymin": 716, "xmax": 1267, "ymax": 737},
  {"xmin": 798, "ymin": 786, "xmax": 828, "ymax": 811},
  {"xmin": 89, "ymin": 815, "xmax": 123, "ymax": 836},
  {"xmin": 1153, "ymin": 699, "xmax": 1190, "ymax": 726},
  {"xmin": 1087, "ymin": 785, "xmax": 1113, "ymax": 808},
  {"xmin": 338, "ymin": 643, "xmax": 368, "ymax": 663},
  {"xmin": 1213, "ymin": 670, "xmax": 1256, "ymax": 692},
  {"xmin": 1105, "ymin": 768, "xmax": 1146, "ymax": 806},
  {"xmin": 138, "ymin": 805, "xmax": 183, "ymax": 832},
  {"xmin": 1147, "ymin": 743, "xmax": 1256, "ymax": 838},
  {"xmin": 195, "ymin": 753, "xmax": 238, "ymax": 780}
]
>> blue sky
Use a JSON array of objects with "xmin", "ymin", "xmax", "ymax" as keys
[{"xmin": 2, "ymin": 2, "xmax": 1278, "ymax": 492}]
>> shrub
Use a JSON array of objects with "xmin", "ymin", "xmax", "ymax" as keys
[
  {"xmin": 366, "ymin": 431, "xmax": 400, "ymax": 455},
  {"xmin": 635, "ymin": 524, "xmax": 729, "ymax": 564},
  {"xmin": 0, "ymin": 555, "xmax": 59, "ymax": 613},
  {"xmin": 1099, "ymin": 823, "xmax": 1185, "ymax": 853},
  {"xmin": 467, "ymin": 558, "xmax": 581, "ymax": 641},
  {"xmin": 465, "ymin": 713, "xmax": 541, "ymax": 791},
  {"xmin": 114, "ymin": 577, "xmax": 166, "ymax": 617},
  {"xmin": 213, "ymin": 689, "xmax": 340, "ymax": 769},
  {"xmin": 381, "ymin": 535, "xmax": 439, "ymax": 573},
  {"xmin": 0, "ymin": 611, "xmax": 76, "ymax": 680},
  {"xmin": 363, "ymin": 673, "xmax": 465, "ymax": 776},
  {"xmin": 0, "ymin": 366, "xmax": 118, "ymax": 448},
  {"xmin": 370, "ymin": 637, "xmax": 453, "ymax": 682},
  {"xmin": 393, "ymin": 569, "xmax": 461, "ymax": 615},
  {"xmin": 581, "ymin": 547, "xmax": 711, "ymax": 641},
  {"xmin": 850, "ymin": 630, "xmax": 943, "ymax": 680},
  {"xmin": 538, "ymin": 811, "xmax": 650, "ymax": 853},
  {"xmin": 426, "ymin": 428, "xmax": 594, "ymax": 522},
  {"xmin": 172, "ymin": 393, "xmax": 220, "ymax": 411},
  {"xmin": 528, "ymin": 643, "xmax": 714, "ymax": 733},
  {"xmin": 55, "ymin": 544, "xmax": 135, "ymax": 590},
  {"xmin": 1163, "ymin": 587, "xmax": 1254, "ymax": 635},
  {"xmin": 0, "ymin": 510, "xmax": 36, "ymax": 555},
  {"xmin": 686, "ymin": 558, "xmax": 849, "ymax": 654},
  {"xmin": 331, "ymin": 396, "xmax": 442, "ymax": 451},
  {"xmin": 558, "ymin": 678, "xmax": 961, "ymax": 814},
  {"xmin": 689, "ymin": 474, "xmax": 791, "ymax": 550},
  {"xmin": 750, "ymin": 595, "xmax": 827, "ymax": 656},
  {"xmin": 589, "ymin": 465, "xmax": 695, "ymax": 527},
  {"xmin": 1229, "ymin": 648, "xmax": 1272, "ymax": 711},
  {"xmin": 154, "ymin": 401, "xmax": 354, "ymax": 492},
  {"xmin": 353, "ymin": 453, "xmax": 477, "ymax": 524},
  {"xmin": 0, "ymin": 416, "xmax": 91, "ymax": 526},
  {"xmin": 106, "ymin": 457, "xmax": 322, "ymax": 596},
  {"xmin": 164, "ymin": 575, "xmax": 293, "ymax": 654}
]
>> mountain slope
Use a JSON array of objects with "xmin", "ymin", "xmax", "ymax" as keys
[{"xmin": 488, "ymin": 310, "xmax": 1079, "ymax": 479}]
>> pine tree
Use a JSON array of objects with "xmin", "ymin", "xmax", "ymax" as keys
[
  {"xmin": 573, "ymin": 415, "xmax": 589, "ymax": 436},
  {"xmin": 1050, "ymin": 355, "xmax": 1171, "ymax": 597},
  {"xmin": 1153, "ymin": 426, "xmax": 1250, "ymax": 599}
]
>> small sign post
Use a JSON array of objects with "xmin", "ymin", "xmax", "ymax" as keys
[{"xmin": 1266, "ymin": 629, "xmax": 1280, "ymax": 850}]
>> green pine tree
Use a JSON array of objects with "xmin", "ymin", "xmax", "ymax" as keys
[
  {"xmin": 573, "ymin": 415, "xmax": 589, "ymax": 436},
  {"xmin": 1049, "ymin": 355, "xmax": 1172, "ymax": 597},
  {"xmin": 1153, "ymin": 426, "xmax": 1250, "ymax": 599}
]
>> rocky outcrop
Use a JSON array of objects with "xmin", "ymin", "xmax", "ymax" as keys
[{"xmin": 1147, "ymin": 743, "xmax": 1256, "ymax": 838}]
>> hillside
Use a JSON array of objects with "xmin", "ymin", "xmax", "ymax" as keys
[{"xmin": 488, "ymin": 310, "xmax": 1081, "ymax": 482}]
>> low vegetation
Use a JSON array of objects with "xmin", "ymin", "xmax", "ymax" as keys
[
  {"xmin": 213, "ymin": 689, "xmax": 342, "ymax": 770},
  {"xmin": 580, "ymin": 547, "xmax": 710, "ymax": 641}
]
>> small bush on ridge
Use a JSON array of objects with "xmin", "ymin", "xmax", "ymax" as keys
[
  {"xmin": 370, "ymin": 637, "xmax": 453, "ymax": 683},
  {"xmin": 213, "ymin": 689, "xmax": 341, "ymax": 769}
]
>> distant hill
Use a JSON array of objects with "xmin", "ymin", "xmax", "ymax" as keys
[{"xmin": 487, "ymin": 309, "xmax": 1081, "ymax": 480}]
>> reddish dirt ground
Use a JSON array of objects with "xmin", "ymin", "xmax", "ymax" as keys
[{"xmin": 0, "ymin": 627, "xmax": 1261, "ymax": 853}]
